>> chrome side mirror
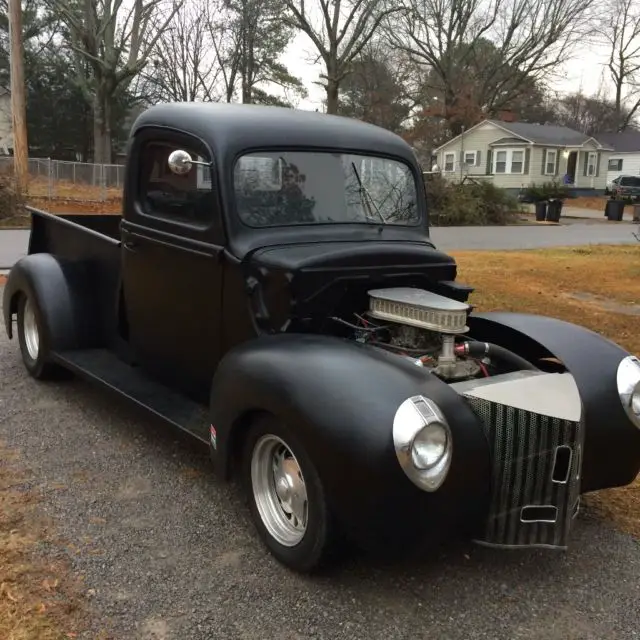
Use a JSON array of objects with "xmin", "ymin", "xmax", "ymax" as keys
[{"xmin": 167, "ymin": 149, "xmax": 211, "ymax": 175}]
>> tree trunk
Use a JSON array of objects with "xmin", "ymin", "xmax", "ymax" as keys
[
  {"xmin": 325, "ymin": 79, "xmax": 339, "ymax": 114},
  {"xmin": 93, "ymin": 92, "xmax": 112, "ymax": 165},
  {"xmin": 242, "ymin": 75, "xmax": 252, "ymax": 103}
]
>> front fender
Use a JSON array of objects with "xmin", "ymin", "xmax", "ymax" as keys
[
  {"xmin": 2, "ymin": 253, "xmax": 105, "ymax": 351},
  {"xmin": 210, "ymin": 333, "xmax": 491, "ymax": 548},
  {"xmin": 467, "ymin": 311, "xmax": 640, "ymax": 492}
]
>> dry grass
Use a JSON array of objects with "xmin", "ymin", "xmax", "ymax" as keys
[
  {"xmin": 569, "ymin": 195, "xmax": 639, "ymax": 213},
  {"xmin": 26, "ymin": 198, "xmax": 122, "ymax": 215},
  {"xmin": 26, "ymin": 177, "xmax": 122, "ymax": 203},
  {"xmin": 0, "ymin": 442, "xmax": 87, "ymax": 639},
  {"xmin": 23, "ymin": 177, "xmax": 123, "ymax": 217},
  {"xmin": 452, "ymin": 244, "xmax": 640, "ymax": 539},
  {"xmin": 568, "ymin": 196, "xmax": 609, "ymax": 211}
]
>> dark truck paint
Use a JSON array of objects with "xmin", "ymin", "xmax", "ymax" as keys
[{"xmin": 3, "ymin": 102, "xmax": 640, "ymax": 573}]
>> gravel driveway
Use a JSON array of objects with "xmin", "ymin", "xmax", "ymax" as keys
[{"xmin": 1, "ymin": 290, "xmax": 640, "ymax": 640}]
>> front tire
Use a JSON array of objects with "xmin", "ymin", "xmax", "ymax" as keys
[
  {"xmin": 16, "ymin": 292, "xmax": 63, "ymax": 380},
  {"xmin": 241, "ymin": 414, "xmax": 336, "ymax": 573}
]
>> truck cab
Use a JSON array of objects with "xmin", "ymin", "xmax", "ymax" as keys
[{"xmin": 111, "ymin": 103, "xmax": 464, "ymax": 403}]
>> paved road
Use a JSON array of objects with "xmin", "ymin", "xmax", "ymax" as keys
[
  {"xmin": 0, "ymin": 229, "xmax": 30, "ymax": 268},
  {"xmin": 1, "ymin": 220, "xmax": 638, "ymax": 268},
  {"xmin": 1, "ymin": 292, "xmax": 640, "ymax": 639},
  {"xmin": 431, "ymin": 220, "xmax": 639, "ymax": 251}
]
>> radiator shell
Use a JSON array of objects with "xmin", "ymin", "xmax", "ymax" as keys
[{"xmin": 452, "ymin": 371, "xmax": 584, "ymax": 549}]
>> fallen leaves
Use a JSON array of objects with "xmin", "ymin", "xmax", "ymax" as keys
[{"xmin": 0, "ymin": 441, "xmax": 87, "ymax": 639}]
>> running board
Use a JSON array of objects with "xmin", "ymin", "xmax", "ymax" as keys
[{"xmin": 52, "ymin": 348, "xmax": 210, "ymax": 443}]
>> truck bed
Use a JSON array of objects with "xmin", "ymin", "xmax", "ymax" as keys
[{"xmin": 26, "ymin": 207, "xmax": 122, "ymax": 344}]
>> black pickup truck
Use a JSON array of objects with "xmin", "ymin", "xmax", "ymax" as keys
[{"xmin": 4, "ymin": 102, "xmax": 640, "ymax": 573}]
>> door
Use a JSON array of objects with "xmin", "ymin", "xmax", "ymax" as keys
[
  {"xmin": 121, "ymin": 129, "xmax": 225, "ymax": 403},
  {"xmin": 567, "ymin": 151, "xmax": 578, "ymax": 183}
]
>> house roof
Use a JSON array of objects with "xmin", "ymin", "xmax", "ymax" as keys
[
  {"xmin": 594, "ymin": 130, "xmax": 640, "ymax": 153},
  {"xmin": 487, "ymin": 120, "xmax": 593, "ymax": 146},
  {"xmin": 434, "ymin": 118, "xmax": 612, "ymax": 153}
]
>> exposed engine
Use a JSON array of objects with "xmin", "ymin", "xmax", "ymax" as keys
[{"xmin": 347, "ymin": 287, "xmax": 485, "ymax": 382}]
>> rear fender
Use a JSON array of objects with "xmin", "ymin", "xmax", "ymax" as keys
[
  {"xmin": 2, "ymin": 253, "xmax": 105, "ymax": 351},
  {"xmin": 209, "ymin": 333, "xmax": 491, "ymax": 545},
  {"xmin": 467, "ymin": 311, "xmax": 640, "ymax": 491}
]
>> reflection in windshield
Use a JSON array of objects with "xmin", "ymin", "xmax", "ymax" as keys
[{"xmin": 233, "ymin": 151, "xmax": 420, "ymax": 227}]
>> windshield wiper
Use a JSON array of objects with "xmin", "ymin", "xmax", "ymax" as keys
[{"xmin": 351, "ymin": 162, "xmax": 387, "ymax": 224}]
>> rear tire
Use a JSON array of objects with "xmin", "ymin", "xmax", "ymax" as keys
[
  {"xmin": 16, "ymin": 292, "xmax": 64, "ymax": 380},
  {"xmin": 241, "ymin": 413, "xmax": 337, "ymax": 573}
]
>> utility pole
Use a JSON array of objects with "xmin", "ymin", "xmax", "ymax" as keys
[{"xmin": 8, "ymin": 0, "xmax": 28, "ymax": 194}]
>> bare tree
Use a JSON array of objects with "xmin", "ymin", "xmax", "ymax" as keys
[
  {"xmin": 144, "ymin": 0, "xmax": 222, "ymax": 102},
  {"xmin": 597, "ymin": 0, "xmax": 640, "ymax": 130},
  {"xmin": 386, "ymin": 0, "xmax": 597, "ymax": 135},
  {"xmin": 282, "ymin": 0, "xmax": 401, "ymax": 114},
  {"xmin": 47, "ymin": 0, "xmax": 182, "ymax": 163}
]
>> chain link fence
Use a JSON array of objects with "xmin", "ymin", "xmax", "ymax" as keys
[{"xmin": 0, "ymin": 156, "xmax": 125, "ymax": 202}]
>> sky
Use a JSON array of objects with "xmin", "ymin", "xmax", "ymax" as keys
[{"xmin": 280, "ymin": 31, "xmax": 615, "ymax": 113}]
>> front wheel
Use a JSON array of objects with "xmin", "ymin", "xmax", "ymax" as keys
[
  {"xmin": 241, "ymin": 414, "xmax": 336, "ymax": 573},
  {"xmin": 16, "ymin": 292, "xmax": 64, "ymax": 380}
]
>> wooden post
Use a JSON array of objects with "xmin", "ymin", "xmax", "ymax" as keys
[{"xmin": 8, "ymin": 0, "xmax": 28, "ymax": 195}]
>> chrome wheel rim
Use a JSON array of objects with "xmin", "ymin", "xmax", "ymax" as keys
[
  {"xmin": 23, "ymin": 298, "xmax": 39, "ymax": 361},
  {"xmin": 251, "ymin": 434, "xmax": 308, "ymax": 547}
]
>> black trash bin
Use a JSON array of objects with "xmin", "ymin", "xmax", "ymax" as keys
[
  {"xmin": 605, "ymin": 199, "xmax": 625, "ymax": 221},
  {"xmin": 546, "ymin": 199, "xmax": 563, "ymax": 222},
  {"xmin": 535, "ymin": 200, "xmax": 548, "ymax": 221}
]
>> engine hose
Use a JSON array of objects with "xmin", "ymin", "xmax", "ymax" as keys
[{"xmin": 455, "ymin": 341, "xmax": 539, "ymax": 372}]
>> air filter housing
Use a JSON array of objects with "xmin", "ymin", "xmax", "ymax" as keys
[{"xmin": 367, "ymin": 287, "xmax": 470, "ymax": 334}]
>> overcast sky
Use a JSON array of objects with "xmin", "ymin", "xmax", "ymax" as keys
[{"xmin": 280, "ymin": 32, "xmax": 614, "ymax": 112}]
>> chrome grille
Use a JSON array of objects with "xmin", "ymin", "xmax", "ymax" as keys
[{"xmin": 464, "ymin": 396, "xmax": 584, "ymax": 549}]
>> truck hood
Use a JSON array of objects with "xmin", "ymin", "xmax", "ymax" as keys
[
  {"xmin": 245, "ymin": 240, "xmax": 460, "ymax": 332},
  {"xmin": 249, "ymin": 240, "xmax": 456, "ymax": 272}
]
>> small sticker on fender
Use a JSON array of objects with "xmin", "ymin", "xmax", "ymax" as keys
[{"xmin": 210, "ymin": 424, "xmax": 217, "ymax": 450}]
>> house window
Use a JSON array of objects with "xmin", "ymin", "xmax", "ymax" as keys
[
  {"xmin": 492, "ymin": 148, "xmax": 525, "ymax": 174},
  {"xmin": 608, "ymin": 158, "xmax": 623, "ymax": 171},
  {"xmin": 444, "ymin": 152, "xmax": 455, "ymax": 172},
  {"xmin": 197, "ymin": 160, "xmax": 211, "ymax": 189},
  {"xmin": 544, "ymin": 150, "xmax": 557, "ymax": 175},
  {"xmin": 511, "ymin": 150, "xmax": 524, "ymax": 173},
  {"xmin": 587, "ymin": 152, "xmax": 598, "ymax": 176},
  {"xmin": 464, "ymin": 151, "xmax": 478, "ymax": 166}
]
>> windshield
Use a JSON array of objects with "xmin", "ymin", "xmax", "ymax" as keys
[
  {"xmin": 233, "ymin": 151, "xmax": 420, "ymax": 228},
  {"xmin": 619, "ymin": 176, "xmax": 640, "ymax": 186}
]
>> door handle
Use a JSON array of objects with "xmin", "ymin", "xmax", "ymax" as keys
[{"xmin": 123, "ymin": 240, "xmax": 139, "ymax": 251}]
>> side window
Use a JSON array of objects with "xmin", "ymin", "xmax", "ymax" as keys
[{"xmin": 138, "ymin": 139, "xmax": 214, "ymax": 227}]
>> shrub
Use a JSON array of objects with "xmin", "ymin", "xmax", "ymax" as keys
[
  {"xmin": 424, "ymin": 174, "xmax": 522, "ymax": 226},
  {"xmin": 520, "ymin": 181, "xmax": 571, "ymax": 202},
  {"xmin": 0, "ymin": 167, "xmax": 28, "ymax": 226}
]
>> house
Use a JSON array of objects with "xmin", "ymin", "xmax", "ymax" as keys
[
  {"xmin": 432, "ymin": 119, "xmax": 613, "ymax": 195},
  {"xmin": 0, "ymin": 87, "xmax": 13, "ymax": 155},
  {"xmin": 594, "ymin": 129, "xmax": 640, "ymax": 190}
]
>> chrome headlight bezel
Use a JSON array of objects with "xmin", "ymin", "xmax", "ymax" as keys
[
  {"xmin": 617, "ymin": 355, "xmax": 640, "ymax": 429},
  {"xmin": 393, "ymin": 395, "xmax": 453, "ymax": 492}
]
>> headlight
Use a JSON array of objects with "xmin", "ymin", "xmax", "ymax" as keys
[
  {"xmin": 393, "ymin": 395, "xmax": 453, "ymax": 492},
  {"xmin": 617, "ymin": 355, "xmax": 640, "ymax": 428}
]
